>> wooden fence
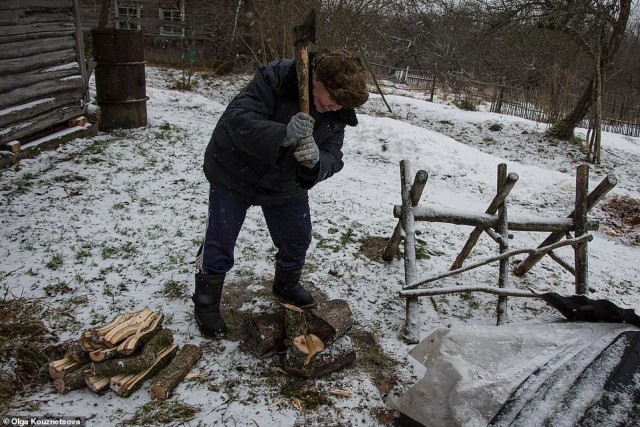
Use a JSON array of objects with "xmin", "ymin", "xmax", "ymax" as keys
[{"xmin": 369, "ymin": 63, "xmax": 640, "ymax": 138}]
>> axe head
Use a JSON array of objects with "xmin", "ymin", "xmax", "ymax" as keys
[{"xmin": 293, "ymin": 9, "xmax": 316, "ymax": 45}]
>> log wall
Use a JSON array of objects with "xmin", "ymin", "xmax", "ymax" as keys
[{"xmin": 0, "ymin": 0, "xmax": 88, "ymax": 146}]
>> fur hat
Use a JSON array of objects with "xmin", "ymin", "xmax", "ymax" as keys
[{"xmin": 314, "ymin": 49, "xmax": 369, "ymax": 108}]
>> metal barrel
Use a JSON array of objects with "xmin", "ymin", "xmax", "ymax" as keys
[{"xmin": 91, "ymin": 28, "xmax": 148, "ymax": 130}]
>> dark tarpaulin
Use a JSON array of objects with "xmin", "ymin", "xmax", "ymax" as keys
[{"xmin": 539, "ymin": 292, "xmax": 640, "ymax": 327}]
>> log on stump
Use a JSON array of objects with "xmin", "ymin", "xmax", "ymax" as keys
[
  {"xmin": 110, "ymin": 344, "xmax": 178, "ymax": 397},
  {"xmin": 53, "ymin": 362, "xmax": 90, "ymax": 394},
  {"xmin": 282, "ymin": 301, "xmax": 355, "ymax": 374},
  {"xmin": 242, "ymin": 312, "xmax": 286, "ymax": 357},
  {"xmin": 242, "ymin": 299, "xmax": 353, "ymax": 357},
  {"xmin": 90, "ymin": 328, "xmax": 173, "ymax": 378},
  {"xmin": 282, "ymin": 350, "xmax": 357, "ymax": 378},
  {"xmin": 150, "ymin": 343, "xmax": 202, "ymax": 400}
]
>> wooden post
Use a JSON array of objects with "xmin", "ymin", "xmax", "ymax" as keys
[
  {"xmin": 496, "ymin": 164, "xmax": 509, "ymax": 325},
  {"xmin": 400, "ymin": 160, "xmax": 420, "ymax": 343},
  {"xmin": 429, "ymin": 64, "xmax": 437, "ymax": 102},
  {"xmin": 381, "ymin": 170, "xmax": 428, "ymax": 262},
  {"xmin": 574, "ymin": 165, "xmax": 589, "ymax": 294},
  {"xmin": 513, "ymin": 173, "xmax": 617, "ymax": 276},
  {"xmin": 451, "ymin": 172, "xmax": 519, "ymax": 269}
]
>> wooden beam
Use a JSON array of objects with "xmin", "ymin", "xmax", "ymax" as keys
[
  {"xmin": 393, "ymin": 205, "xmax": 599, "ymax": 232},
  {"xmin": 513, "ymin": 173, "xmax": 617, "ymax": 276},
  {"xmin": 451, "ymin": 171, "xmax": 519, "ymax": 269},
  {"xmin": 400, "ymin": 285, "xmax": 539, "ymax": 299},
  {"xmin": 381, "ymin": 169, "xmax": 428, "ymax": 262},
  {"xmin": 574, "ymin": 164, "xmax": 589, "ymax": 294},
  {"xmin": 403, "ymin": 234, "xmax": 593, "ymax": 290}
]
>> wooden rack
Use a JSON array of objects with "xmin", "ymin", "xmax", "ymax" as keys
[{"xmin": 384, "ymin": 160, "xmax": 617, "ymax": 343}]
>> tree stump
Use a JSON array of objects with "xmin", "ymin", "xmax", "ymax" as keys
[
  {"xmin": 243, "ymin": 300, "xmax": 355, "ymax": 377},
  {"xmin": 242, "ymin": 299, "xmax": 353, "ymax": 357}
]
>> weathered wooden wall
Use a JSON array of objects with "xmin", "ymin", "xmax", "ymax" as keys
[
  {"xmin": 77, "ymin": 0, "xmax": 231, "ymax": 67},
  {"xmin": 0, "ymin": 0, "xmax": 88, "ymax": 146}
]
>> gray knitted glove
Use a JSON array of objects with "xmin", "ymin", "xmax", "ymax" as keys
[
  {"xmin": 283, "ymin": 112, "xmax": 315, "ymax": 147},
  {"xmin": 294, "ymin": 136, "xmax": 320, "ymax": 168}
]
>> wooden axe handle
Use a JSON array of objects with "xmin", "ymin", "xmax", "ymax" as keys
[{"xmin": 295, "ymin": 43, "xmax": 310, "ymax": 114}]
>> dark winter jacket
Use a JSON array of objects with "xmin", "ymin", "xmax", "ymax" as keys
[{"xmin": 203, "ymin": 57, "xmax": 359, "ymax": 204}]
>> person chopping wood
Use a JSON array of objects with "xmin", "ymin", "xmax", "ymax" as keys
[{"xmin": 193, "ymin": 49, "xmax": 369, "ymax": 338}]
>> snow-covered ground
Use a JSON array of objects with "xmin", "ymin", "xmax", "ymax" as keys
[{"xmin": 1, "ymin": 66, "xmax": 639, "ymax": 426}]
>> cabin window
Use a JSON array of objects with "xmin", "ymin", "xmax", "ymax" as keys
[
  {"xmin": 159, "ymin": 4, "xmax": 185, "ymax": 37},
  {"xmin": 114, "ymin": 1, "xmax": 141, "ymax": 30}
]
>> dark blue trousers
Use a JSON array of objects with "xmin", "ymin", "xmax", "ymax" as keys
[{"xmin": 197, "ymin": 186, "xmax": 312, "ymax": 275}]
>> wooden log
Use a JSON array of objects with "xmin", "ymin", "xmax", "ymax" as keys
[
  {"xmin": 284, "ymin": 304, "xmax": 315, "ymax": 371},
  {"xmin": 103, "ymin": 307, "xmax": 155, "ymax": 347},
  {"xmin": 0, "ymin": 23, "xmax": 76, "ymax": 38},
  {"xmin": 496, "ymin": 164, "xmax": 510, "ymax": 325},
  {"xmin": 79, "ymin": 311, "xmax": 136, "ymax": 352},
  {"xmin": 242, "ymin": 312, "xmax": 286, "ymax": 357},
  {"xmin": 394, "ymin": 205, "xmax": 600, "ymax": 232},
  {"xmin": 0, "ymin": 36, "xmax": 75, "ymax": 61},
  {"xmin": 282, "ymin": 350, "xmax": 357, "ymax": 378},
  {"xmin": 110, "ymin": 344, "xmax": 178, "ymax": 397},
  {"xmin": 0, "ymin": 49, "xmax": 77, "ymax": 77},
  {"xmin": 574, "ymin": 164, "xmax": 589, "ymax": 294},
  {"xmin": 84, "ymin": 370, "xmax": 111, "ymax": 393},
  {"xmin": 451, "ymin": 171, "xmax": 519, "ymax": 269},
  {"xmin": 404, "ymin": 234, "xmax": 593, "ymax": 291},
  {"xmin": 150, "ymin": 344, "xmax": 203, "ymax": 400},
  {"xmin": 89, "ymin": 347, "xmax": 120, "ymax": 363},
  {"xmin": 0, "ymin": 73, "xmax": 84, "ymax": 110},
  {"xmin": 514, "ymin": 174, "xmax": 617, "ymax": 276},
  {"xmin": 0, "ymin": 0, "xmax": 73, "ymax": 10},
  {"xmin": 49, "ymin": 357, "xmax": 82, "ymax": 379},
  {"xmin": 53, "ymin": 362, "xmax": 90, "ymax": 394},
  {"xmin": 242, "ymin": 299, "xmax": 353, "ymax": 357},
  {"xmin": 401, "ymin": 160, "xmax": 420, "ymax": 344},
  {"xmin": 308, "ymin": 299, "xmax": 353, "ymax": 344},
  {"xmin": 0, "ymin": 91, "xmax": 83, "ymax": 129},
  {"xmin": 90, "ymin": 328, "xmax": 173, "ymax": 378},
  {"xmin": 381, "ymin": 169, "xmax": 429, "ymax": 262},
  {"xmin": 117, "ymin": 313, "xmax": 164, "ymax": 355},
  {"xmin": 0, "ymin": 99, "xmax": 86, "ymax": 145}
]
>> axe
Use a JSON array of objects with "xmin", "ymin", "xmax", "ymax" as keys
[{"xmin": 293, "ymin": 10, "xmax": 316, "ymax": 114}]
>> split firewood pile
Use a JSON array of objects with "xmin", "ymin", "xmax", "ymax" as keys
[
  {"xmin": 243, "ymin": 299, "xmax": 356, "ymax": 378},
  {"xmin": 48, "ymin": 307, "xmax": 201, "ymax": 399}
]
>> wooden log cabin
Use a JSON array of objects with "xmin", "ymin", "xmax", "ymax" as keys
[
  {"xmin": 0, "ymin": 0, "xmax": 96, "ymax": 162},
  {"xmin": 78, "ymin": 0, "xmax": 245, "ymax": 68}
]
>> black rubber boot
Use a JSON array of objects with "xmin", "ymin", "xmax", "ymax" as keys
[
  {"xmin": 272, "ymin": 266, "xmax": 315, "ymax": 307},
  {"xmin": 192, "ymin": 273, "xmax": 227, "ymax": 339}
]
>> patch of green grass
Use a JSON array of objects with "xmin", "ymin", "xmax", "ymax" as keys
[
  {"xmin": 340, "ymin": 228, "xmax": 356, "ymax": 246},
  {"xmin": 158, "ymin": 278, "xmax": 189, "ymax": 300},
  {"xmin": 280, "ymin": 382, "xmax": 333, "ymax": 411},
  {"xmin": 101, "ymin": 242, "xmax": 138, "ymax": 260},
  {"xmin": 52, "ymin": 173, "xmax": 87, "ymax": 184},
  {"xmin": 45, "ymin": 252, "xmax": 64, "ymax": 270},
  {"xmin": 488, "ymin": 122, "xmax": 503, "ymax": 132},
  {"xmin": 118, "ymin": 400, "xmax": 200, "ymax": 426}
]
